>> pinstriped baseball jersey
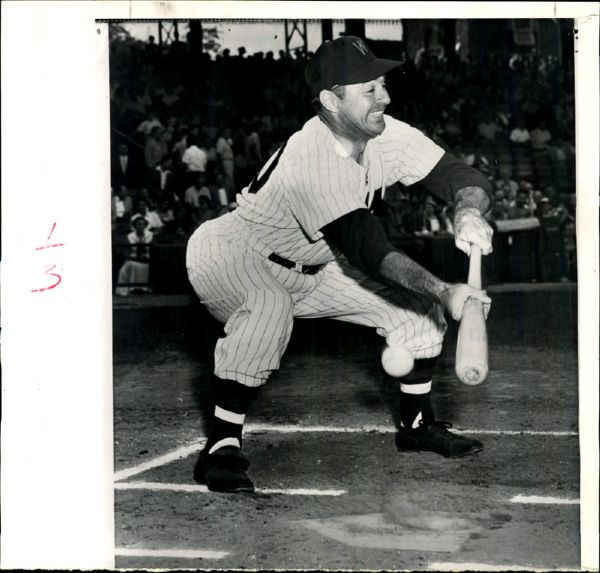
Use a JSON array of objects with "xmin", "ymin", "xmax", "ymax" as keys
[{"xmin": 229, "ymin": 115, "xmax": 444, "ymax": 264}]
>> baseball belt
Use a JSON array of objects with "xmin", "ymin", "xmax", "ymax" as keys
[{"xmin": 267, "ymin": 253, "xmax": 322, "ymax": 275}]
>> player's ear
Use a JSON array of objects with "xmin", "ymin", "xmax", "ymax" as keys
[{"xmin": 319, "ymin": 90, "xmax": 340, "ymax": 113}]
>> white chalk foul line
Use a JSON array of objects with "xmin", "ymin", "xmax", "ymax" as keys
[
  {"xmin": 115, "ymin": 547, "xmax": 228, "ymax": 560},
  {"xmin": 114, "ymin": 425, "xmax": 577, "ymax": 482},
  {"xmin": 510, "ymin": 494, "xmax": 580, "ymax": 505},
  {"xmin": 115, "ymin": 480, "xmax": 346, "ymax": 496},
  {"xmin": 114, "ymin": 440, "xmax": 206, "ymax": 482},
  {"xmin": 246, "ymin": 424, "xmax": 578, "ymax": 437}
]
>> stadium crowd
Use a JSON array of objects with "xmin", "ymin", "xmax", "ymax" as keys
[{"xmin": 110, "ymin": 30, "xmax": 577, "ymax": 294}]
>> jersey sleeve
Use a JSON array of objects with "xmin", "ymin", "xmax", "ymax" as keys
[
  {"xmin": 321, "ymin": 208, "xmax": 395, "ymax": 277},
  {"xmin": 283, "ymin": 147, "xmax": 366, "ymax": 241},
  {"xmin": 379, "ymin": 116, "xmax": 445, "ymax": 187}
]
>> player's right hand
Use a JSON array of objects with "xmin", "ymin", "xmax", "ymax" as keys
[
  {"xmin": 453, "ymin": 207, "xmax": 494, "ymax": 257},
  {"xmin": 440, "ymin": 283, "xmax": 492, "ymax": 321}
]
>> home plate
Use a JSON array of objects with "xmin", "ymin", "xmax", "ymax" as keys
[{"xmin": 295, "ymin": 512, "xmax": 475, "ymax": 552}]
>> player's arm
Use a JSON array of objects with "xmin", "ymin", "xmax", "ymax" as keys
[
  {"xmin": 416, "ymin": 152, "xmax": 494, "ymax": 256},
  {"xmin": 321, "ymin": 209, "xmax": 490, "ymax": 319},
  {"xmin": 417, "ymin": 152, "xmax": 492, "ymax": 206}
]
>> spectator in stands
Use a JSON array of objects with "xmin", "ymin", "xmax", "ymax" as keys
[
  {"xmin": 477, "ymin": 112, "xmax": 503, "ymax": 150},
  {"xmin": 144, "ymin": 35, "xmax": 159, "ymax": 66},
  {"xmin": 535, "ymin": 196, "xmax": 553, "ymax": 219},
  {"xmin": 216, "ymin": 127, "xmax": 237, "ymax": 199},
  {"xmin": 383, "ymin": 187, "xmax": 411, "ymax": 238},
  {"xmin": 415, "ymin": 196, "xmax": 446, "ymax": 236},
  {"xmin": 530, "ymin": 119, "xmax": 553, "ymax": 182},
  {"xmin": 184, "ymin": 172, "xmax": 212, "ymax": 208},
  {"xmin": 154, "ymin": 197, "xmax": 182, "ymax": 237},
  {"xmin": 211, "ymin": 173, "xmax": 233, "ymax": 215},
  {"xmin": 452, "ymin": 144, "xmax": 469, "ymax": 166},
  {"xmin": 488, "ymin": 197, "xmax": 510, "ymax": 222},
  {"xmin": 509, "ymin": 118, "xmax": 531, "ymax": 148},
  {"xmin": 184, "ymin": 209, "xmax": 202, "ymax": 236},
  {"xmin": 245, "ymin": 121, "xmax": 263, "ymax": 176},
  {"xmin": 508, "ymin": 189, "xmax": 535, "ymax": 219},
  {"xmin": 530, "ymin": 119, "xmax": 552, "ymax": 150},
  {"xmin": 111, "ymin": 142, "xmax": 140, "ymax": 191},
  {"xmin": 172, "ymin": 126, "xmax": 189, "ymax": 163},
  {"xmin": 542, "ymin": 184, "xmax": 557, "ymax": 203},
  {"xmin": 183, "ymin": 196, "xmax": 218, "ymax": 236},
  {"xmin": 439, "ymin": 204, "xmax": 455, "ymax": 234},
  {"xmin": 144, "ymin": 125, "xmax": 167, "ymax": 175},
  {"xmin": 261, "ymin": 113, "xmax": 274, "ymax": 140},
  {"xmin": 182, "ymin": 134, "xmax": 208, "ymax": 186},
  {"xmin": 137, "ymin": 187, "xmax": 156, "ymax": 209},
  {"xmin": 115, "ymin": 214, "xmax": 154, "ymax": 296},
  {"xmin": 197, "ymin": 195, "xmax": 218, "ymax": 224},
  {"xmin": 136, "ymin": 199, "xmax": 164, "ymax": 234},
  {"xmin": 233, "ymin": 141, "xmax": 249, "ymax": 185},
  {"xmin": 518, "ymin": 180, "xmax": 535, "ymax": 204},
  {"xmin": 161, "ymin": 84, "xmax": 180, "ymax": 113},
  {"xmin": 442, "ymin": 110, "xmax": 462, "ymax": 145},
  {"xmin": 531, "ymin": 189, "xmax": 545, "ymax": 211},
  {"xmin": 130, "ymin": 87, "xmax": 153, "ymax": 119},
  {"xmin": 162, "ymin": 115, "xmax": 178, "ymax": 147},
  {"xmin": 111, "ymin": 186, "xmax": 133, "ymax": 233},
  {"xmin": 137, "ymin": 110, "xmax": 163, "ymax": 138},
  {"xmin": 111, "ymin": 84, "xmax": 135, "ymax": 124},
  {"xmin": 460, "ymin": 142, "xmax": 476, "ymax": 167},
  {"xmin": 472, "ymin": 145, "xmax": 492, "ymax": 175},
  {"xmin": 168, "ymin": 201, "xmax": 189, "ymax": 238},
  {"xmin": 551, "ymin": 137, "xmax": 576, "ymax": 194},
  {"xmin": 492, "ymin": 189, "xmax": 510, "ymax": 210},
  {"xmin": 496, "ymin": 166, "xmax": 519, "ymax": 198},
  {"xmin": 205, "ymin": 136, "xmax": 219, "ymax": 182},
  {"xmin": 150, "ymin": 155, "xmax": 176, "ymax": 200}
]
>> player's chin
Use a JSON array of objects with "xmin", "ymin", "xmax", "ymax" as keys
[{"xmin": 366, "ymin": 116, "xmax": 386, "ymax": 137}]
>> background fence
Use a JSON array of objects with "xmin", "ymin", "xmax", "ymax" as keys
[{"xmin": 112, "ymin": 218, "xmax": 575, "ymax": 296}]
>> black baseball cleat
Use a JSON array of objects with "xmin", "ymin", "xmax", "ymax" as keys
[
  {"xmin": 395, "ymin": 420, "xmax": 484, "ymax": 458},
  {"xmin": 193, "ymin": 446, "xmax": 255, "ymax": 493}
]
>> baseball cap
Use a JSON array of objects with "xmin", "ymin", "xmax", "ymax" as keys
[
  {"xmin": 305, "ymin": 36, "xmax": 402, "ymax": 97},
  {"xmin": 130, "ymin": 213, "xmax": 148, "ymax": 227}
]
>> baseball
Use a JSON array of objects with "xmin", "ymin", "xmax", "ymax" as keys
[{"xmin": 381, "ymin": 345, "xmax": 414, "ymax": 377}]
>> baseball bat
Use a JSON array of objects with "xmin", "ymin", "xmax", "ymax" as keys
[{"xmin": 455, "ymin": 245, "xmax": 489, "ymax": 385}]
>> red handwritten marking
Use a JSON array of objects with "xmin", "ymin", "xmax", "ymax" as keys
[
  {"xmin": 34, "ymin": 243, "xmax": 65, "ymax": 251},
  {"xmin": 31, "ymin": 223, "xmax": 65, "ymax": 292},
  {"xmin": 35, "ymin": 223, "xmax": 64, "ymax": 250},
  {"xmin": 31, "ymin": 264, "xmax": 62, "ymax": 293},
  {"xmin": 47, "ymin": 222, "xmax": 57, "ymax": 241}
]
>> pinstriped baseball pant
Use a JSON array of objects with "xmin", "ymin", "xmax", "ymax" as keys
[{"xmin": 187, "ymin": 225, "xmax": 447, "ymax": 388}]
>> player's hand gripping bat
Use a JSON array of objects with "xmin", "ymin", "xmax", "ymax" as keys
[{"xmin": 455, "ymin": 245, "xmax": 489, "ymax": 385}]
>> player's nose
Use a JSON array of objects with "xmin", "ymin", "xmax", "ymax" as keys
[{"xmin": 377, "ymin": 85, "xmax": 391, "ymax": 105}]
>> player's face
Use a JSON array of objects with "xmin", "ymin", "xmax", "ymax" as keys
[{"xmin": 337, "ymin": 76, "xmax": 391, "ymax": 140}]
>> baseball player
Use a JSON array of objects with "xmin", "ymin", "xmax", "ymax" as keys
[{"xmin": 186, "ymin": 36, "xmax": 493, "ymax": 493}]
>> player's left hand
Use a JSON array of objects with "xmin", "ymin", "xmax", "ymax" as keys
[
  {"xmin": 453, "ymin": 207, "xmax": 493, "ymax": 256},
  {"xmin": 440, "ymin": 283, "xmax": 492, "ymax": 321}
]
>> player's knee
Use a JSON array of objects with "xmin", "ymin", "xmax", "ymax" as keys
[
  {"xmin": 387, "ymin": 302, "xmax": 447, "ymax": 351},
  {"xmin": 249, "ymin": 288, "xmax": 294, "ymax": 319}
]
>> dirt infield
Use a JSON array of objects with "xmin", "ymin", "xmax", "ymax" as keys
[{"xmin": 113, "ymin": 284, "xmax": 579, "ymax": 570}]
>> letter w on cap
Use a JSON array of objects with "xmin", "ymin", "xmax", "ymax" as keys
[{"xmin": 352, "ymin": 39, "xmax": 368, "ymax": 56}]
